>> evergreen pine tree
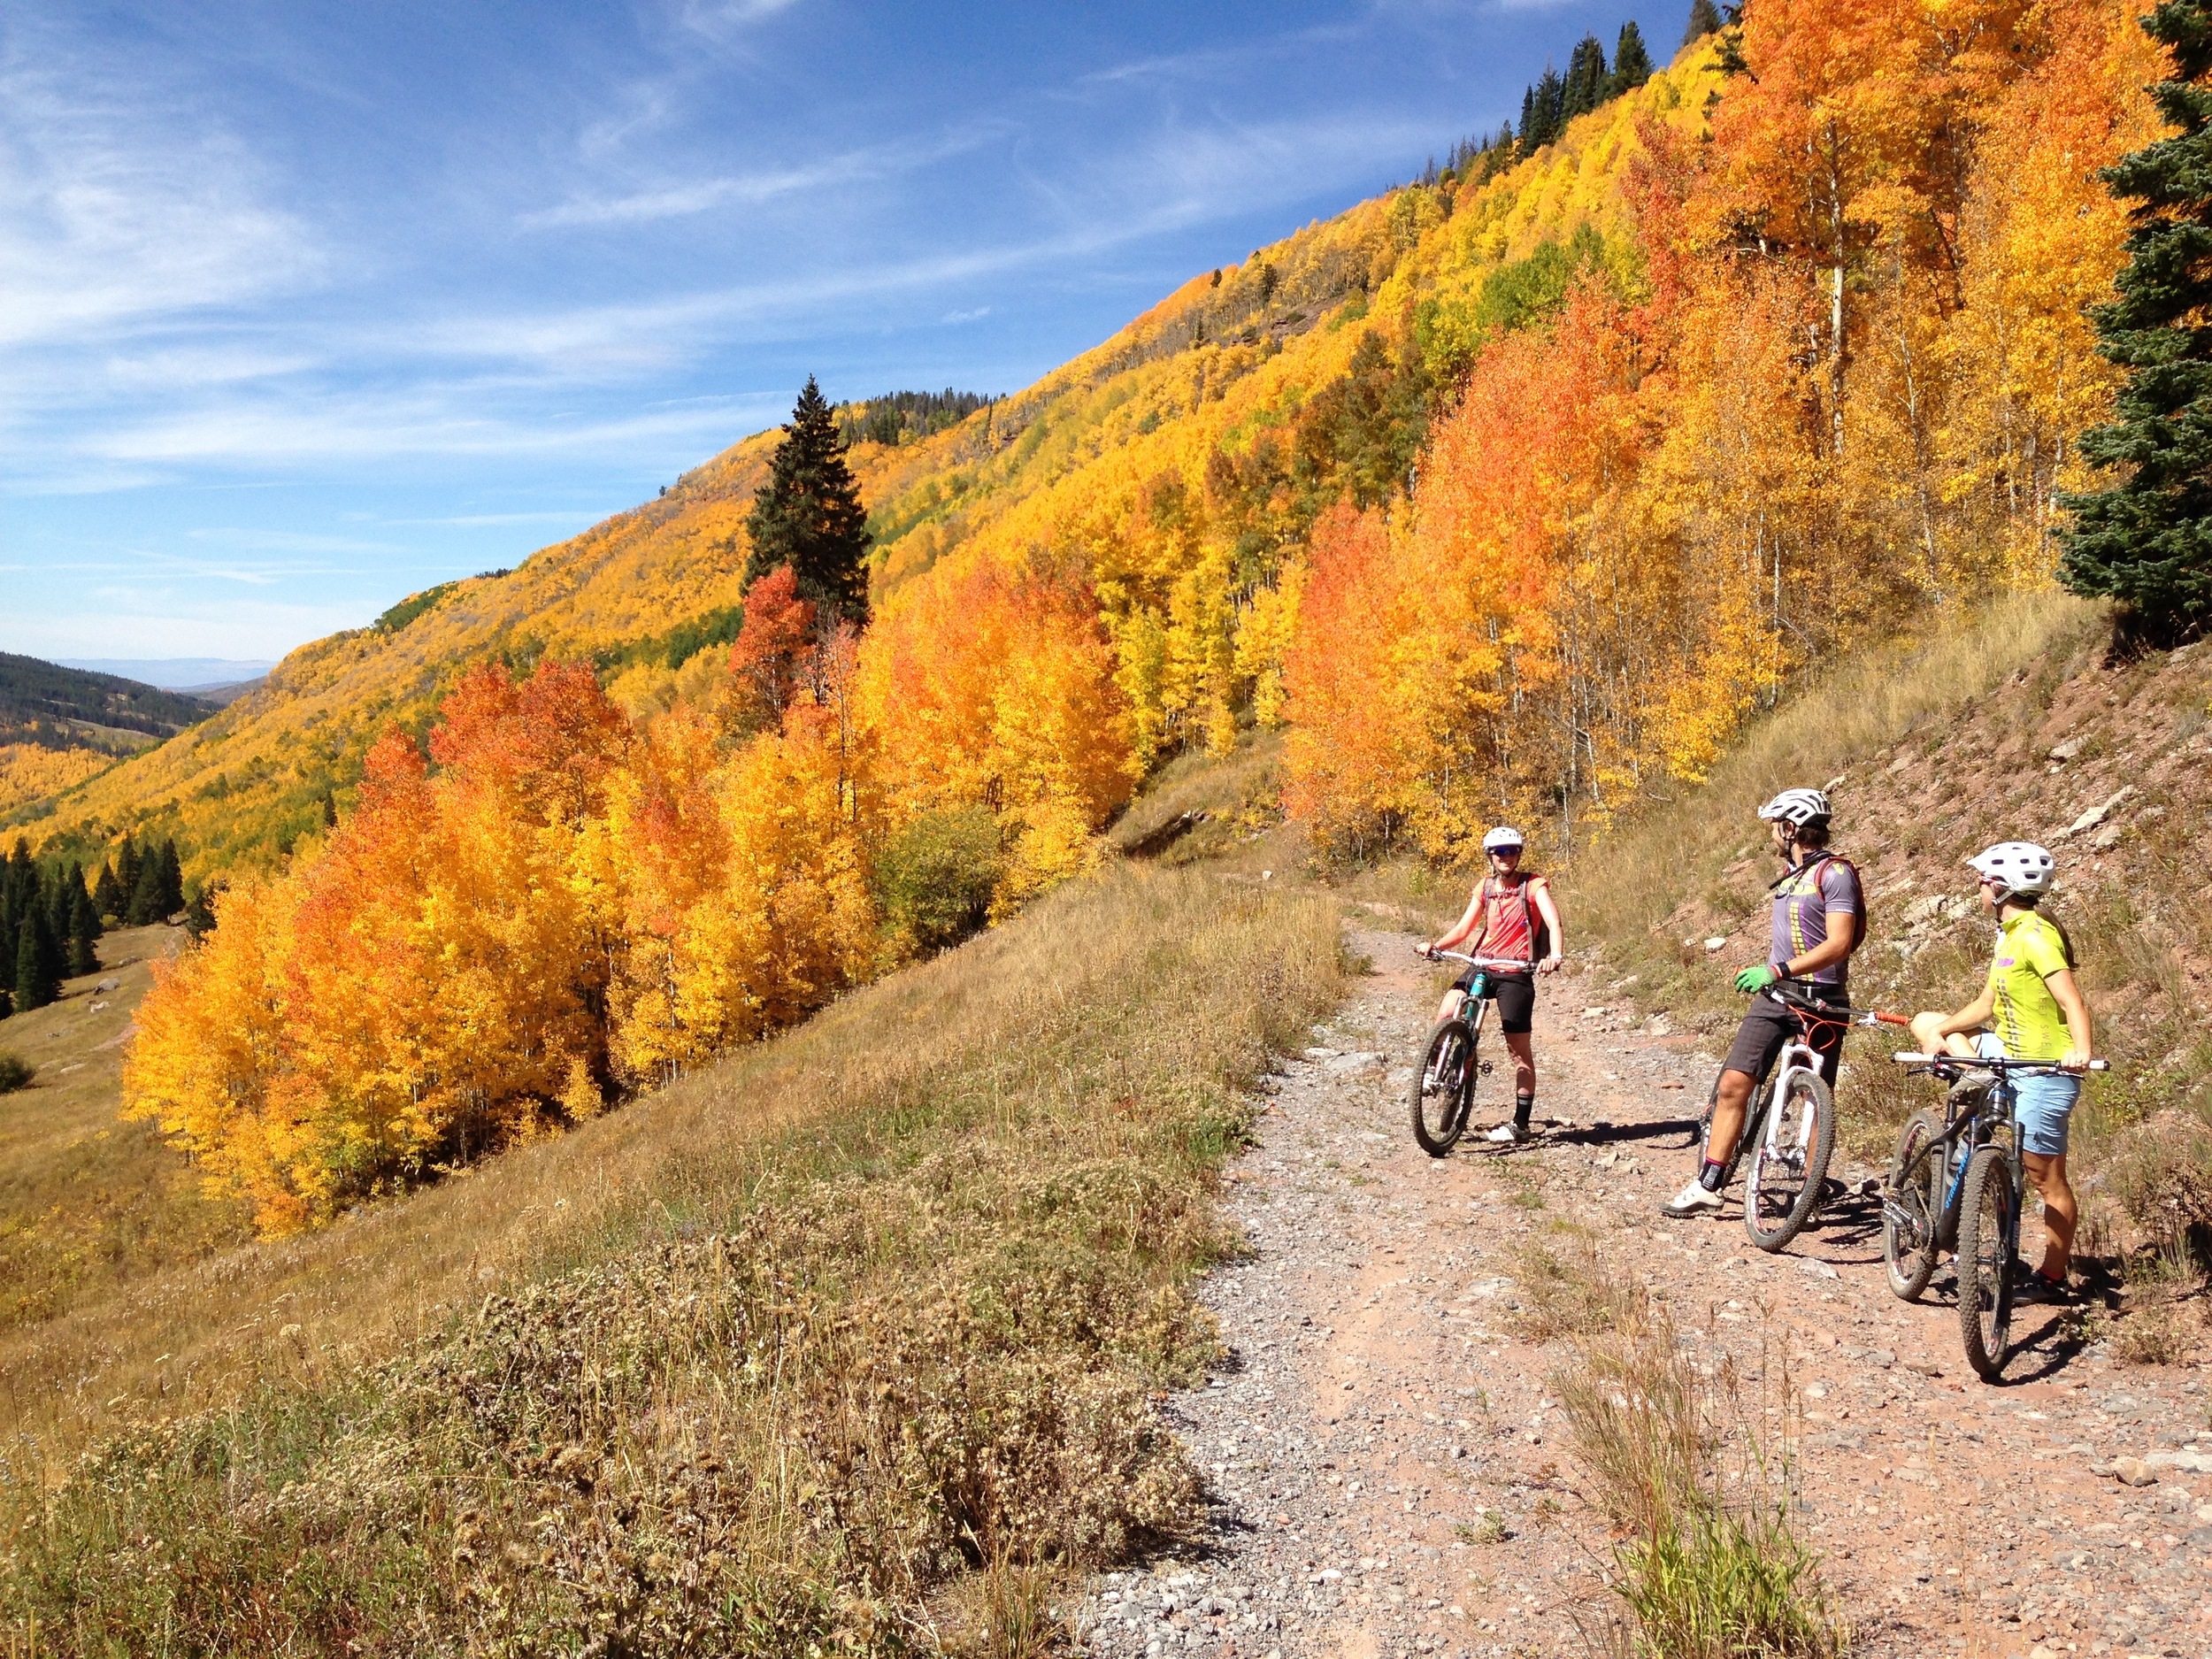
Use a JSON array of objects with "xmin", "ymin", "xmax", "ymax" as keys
[
  {"xmin": 156, "ymin": 839, "xmax": 185, "ymax": 918},
  {"xmin": 69, "ymin": 886, "xmax": 102, "ymax": 977},
  {"xmin": 14, "ymin": 910, "xmax": 58, "ymax": 1015},
  {"xmin": 1563, "ymin": 35, "xmax": 1609, "ymax": 119},
  {"xmin": 127, "ymin": 849, "xmax": 165, "ymax": 926},
  {"xmin": 1519, "ymin": 66, "xmax": 1566, "ymax": 155},
  {"xmin": 743, "ymin": 377, "xmax": 873, "ymax": 626},
  {"xmin": 47, "ymin": 863, "xmax": 78, "ymax": 946},
  {"xmin": 1684, "ymin": 0, "xmax": 1724, "ymax": 45},
  {"xmin": 184, "ymin": 882, "xmax": 221, "ymax": 941},
  {"xmin": 1610, "ymin": 21, "xmax": 1655, "ymax": 94},
  {"xmin": 2058, "ymin": 0, "xmax": 2212, "ymax": 636},
  {"xmin": 115, "ymin": 840, "xmax": 142, "ymax": 917},
  {"xmin": 92, "ymin": 859, "xmax": 123, "ymax": 921}
]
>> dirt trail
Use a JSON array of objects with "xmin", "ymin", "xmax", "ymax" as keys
[{"xmin": 1076, "ymin": 925, "xmax": 2212, "ymax": 1659}]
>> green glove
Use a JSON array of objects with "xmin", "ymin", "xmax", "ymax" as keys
[{"xmin": 1734, "ymin": 964, "xmax": 1780, "ymax": 995}]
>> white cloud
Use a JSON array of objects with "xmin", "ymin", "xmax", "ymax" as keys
[
  {"xmin": 0, "ymin": 22, "xmax": 321, "ymax": 353},
  {"xmin": 519, "ymin": 120, "xmax": 1010, "ymax": 230}
]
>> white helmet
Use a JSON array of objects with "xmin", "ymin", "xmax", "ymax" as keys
[
  {"xmin": 1758, "ymin": 787, "xmax": 1832, "ymax": 829},
  {"xmin": 1482, "ymin": 825, "xmax": 1525, "ymax": 852},
  {"xmin": 1967, "ymin": 841, "xmax": 2055, "ymax": 901}
]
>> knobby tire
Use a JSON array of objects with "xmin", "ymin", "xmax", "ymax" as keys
[
  {"xmin": 1955, "ymin": 1145, "xmax": 2017, "ymax": 1381},
  {"xmin": 1883, "ymin": 1110, "xmax": 1944, "ymax": 1302},
  {"xmin": 1410, "ymin": 1018, "xmax": 1478, "ymax": 1157},
  {"xmin": 1743, "ymin": 1068, "xmax": 1835, "ymax": 1253}
]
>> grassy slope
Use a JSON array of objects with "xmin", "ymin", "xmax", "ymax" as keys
[
  {"xmin": 2, "ymin": 855, "xmax": 1343, "ymax": 1653},
  {"xmin": 19, "ymin": 47, "xmax": 1719, "ymax": 878},
  {"xmin": 1565, "ymin": 594, "xmax": 2212, "ymax": 1244},
  {"xmin": 0, "ymin": 926, "xmax": 252, "ymax": 1336}
]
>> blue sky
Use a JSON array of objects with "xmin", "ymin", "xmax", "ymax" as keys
[{"xmin": 2, "ymin": 0, "xmax": 1693, "ymax": 664}]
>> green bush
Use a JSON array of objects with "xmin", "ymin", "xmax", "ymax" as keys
[
  {"xmin": 0, "ymin": 1051, "xmax": 33, "ymax": 1093},
  {"xmin": 877, "ymin": 807, "xmax": 1004, "ymax": 953}
]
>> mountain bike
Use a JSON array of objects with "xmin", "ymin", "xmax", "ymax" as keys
[
  {"xmin": 1408, "ymin": 949, "xmax": 1531, "ymax": 1156},
  {"xmin": 1690, "ymin": 987, "xmax": 1908, "ymax": 1252},
  {"xmin": 1883, "ymin": 1051, "xmax": 2108, "ymax": 1381}
]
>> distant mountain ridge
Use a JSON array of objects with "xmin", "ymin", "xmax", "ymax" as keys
[
  {"xmin": 0, "ymin": 654, "xmax": 217, "ymax": 752},
  {"xmin": 56, "ymin": 659, "xmax": 274, "ymax": 694}
]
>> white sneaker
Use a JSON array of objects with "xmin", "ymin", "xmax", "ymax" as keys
[
  {"xmin": 1660, "ymin": 1178, "xmax": 1723, "ymax": 1218},
  {"xmin": 1486, "ymin": 1120, "xmax": 1531, "ymax": 1143}
]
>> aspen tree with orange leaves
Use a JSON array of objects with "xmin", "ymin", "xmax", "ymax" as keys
[{"xmin": 112, "ymin": 1, "xmax": 2175, "ymax": 1232}]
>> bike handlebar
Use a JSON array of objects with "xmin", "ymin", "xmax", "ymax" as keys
[
  {"xmin": 1422, "ymin": 949, "xmax": 1539, "ymax": 971},
  {"xmin": 1761, "ymin": 987, "xmax": 1909, "ymax": 1028},
  {"xmin": 1892, "ymin": 1052, "xmax": 2109, "ymax": 1073}
]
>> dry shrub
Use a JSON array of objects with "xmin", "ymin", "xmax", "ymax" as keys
[
  {"xmin": 2103, "ymin": 1110, "xmax": 2212, "ymax": 1258},
  {"xmin": 2108, "ymin": 1248, "xmax": 2207, "ymax": 1368},
  {"xmin": 1508, "ymin": 1225, "xmax": 1638, "ymax": 1340}
]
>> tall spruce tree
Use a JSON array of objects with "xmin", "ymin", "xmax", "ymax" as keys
[
  {"xmin": 1611, "ymin": 21, "xmax": 1655, "ymax": 94},
  {"xmin": 743, "ymin": 377, "xmax": 873, "ymax": 625},
  {"xmin": 1519, "ymin": 66, "xmax": 1566, "ymax": 156},
  {"xmin": 114, "ymin": 840, "xmax": 142, "ymax": 917},
  {"xmin": 1563, "ymin": 35, "xmax": 1609, "ymax": 119},
  {"xmin": 91, "ymin": 858, "xmax": 123, "ymax": 921},
  {"xmin": 68, "ymin": 887, "xmax": 101, "ymax": 977},
  {"xmin": 14, "ymin": 909, "xmax": 58, "ymax": 1015},
  {"xmin": 2059, "ymin": 0, "xmax": 2212, "ymax": 636},
  {"xmin": 127, "ymin": 839, "xmax": 181, "ymax": 926},
  {"xmin": 1684, "ymin": 0, "xmax": 1724, "ymax": 45}
]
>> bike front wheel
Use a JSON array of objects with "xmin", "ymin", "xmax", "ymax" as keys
[
  {"xmin": 1955, "ymin": 1145, "xmax": 2017, "ymax": 1381},
  {"xmin": 1883, "ymin": 1110, "xmax": 1944, "ymax": 1302},
  {"xmin": 1743, "ymin": 1068, "xmax": 1836, "ymax": 1252},
  {"xmin": 1410, "ymin": 1018, "xmax": 1478, "ymax": 1157}
]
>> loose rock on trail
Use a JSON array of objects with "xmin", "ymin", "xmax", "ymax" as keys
[{"xmin": 1075, "ymin": 926, "xmax": 2212, "ymax": 1659}]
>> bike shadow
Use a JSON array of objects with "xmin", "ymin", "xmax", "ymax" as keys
[
  {"xmin": 1479, "ymin": 1117, "xmax": 1701, "ymax": 1153},
  {"xmin": 1995, "ymin": 1310, "xmax": 2092, "ymax": 1384}
]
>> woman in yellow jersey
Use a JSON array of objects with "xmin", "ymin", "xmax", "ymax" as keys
[{"xmin": 1909, "ymin": 842, "xmax": 2095, "ymax": 1302}]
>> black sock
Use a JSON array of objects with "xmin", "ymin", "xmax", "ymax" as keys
[
  {"xmin": 1699, "ymin": 1157, "xmax": 1729, "ymax": 1193},
  {"xmin": 1514, "ymin": 1093, "xmax": 1534, "ymax": 1126}
]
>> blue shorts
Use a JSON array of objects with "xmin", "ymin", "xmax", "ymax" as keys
[{"xmin": 1975, "ymin": 1033, "xmax": 2080, "ymax": 1156}]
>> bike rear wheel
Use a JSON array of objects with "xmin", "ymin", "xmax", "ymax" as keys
[
  {"xmin": 1955, "ymin": 1145, "xmax": 2017, "ymax": 1381},
  {"xmin": 1743, "ymin": 1068, "xmax": 1835, "ymax": 1252},
  {"xmin": 1410, "ymin": 1018, "xmax": 1478, "ymax": 1156},
  {"xmin": 1883, "ymin": 1110, "xmax": 1944, "ymax": 1302}
]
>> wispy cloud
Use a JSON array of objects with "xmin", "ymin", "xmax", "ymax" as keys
[
  {"xmin": 0, "ymin": 19, "xmax": 320, "ymax": 353},
  {"xmin": 518, "ymin": 121, "xmax": 1010, "ymax": 230}
]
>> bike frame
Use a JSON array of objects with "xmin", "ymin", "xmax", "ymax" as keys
[
  {"xmin": 1889, "ymin": 1053, "xmax": 2109, "ymax": 1263},
  {"xmin": 1708, "ymin": 988, "xmax": 1905, "ymax": 1172}
]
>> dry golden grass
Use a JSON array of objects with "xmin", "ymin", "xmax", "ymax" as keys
[
  {"xmin": 1107, "ymin": 728, "xmax": 1285, "ymax": 864},
  {"xmin": 1, "ymin": 863, "xmax": 1343, "ymax": 1655},
  {"xmin": 1564, "ymin": 589, "xmax": 2103, "ymax": 961},
  {"xmin": 0, "ymin": 926, "xmax": 250, "ymax": 1337}
]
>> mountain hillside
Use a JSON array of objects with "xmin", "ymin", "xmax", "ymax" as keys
[
  {"xmin": 19, "ymin": 41, "xmax": 1722, "ymax": 877},
  {"xmin": 0, "ymin": 655, "xmax": 221, "ymax": 823},
  {"xmin": 0, "ymin": 654, "xmax": 214, "ymax": 752},
  {"xmin": 1568, "ymin": 593, "xmax": 2212, "ymax": 1266}
]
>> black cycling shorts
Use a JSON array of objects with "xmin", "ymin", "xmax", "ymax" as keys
[
  {"xmin": 1723, "ymin": 987, "xmax": 1846, "ymax": 1088},
  {"xmin": 1453, "ymin": 967, "xmax": 1535, "ymax": 1035}
]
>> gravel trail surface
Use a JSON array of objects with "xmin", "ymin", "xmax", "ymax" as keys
[{"xmin": 1075, "ymin": 924, "xmax": 2212, "ymax": 1659}]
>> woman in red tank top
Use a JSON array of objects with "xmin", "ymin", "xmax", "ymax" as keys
[{"xmin": 1422, "ymin": 826, "xmax": 1565, "ymax": 1141}]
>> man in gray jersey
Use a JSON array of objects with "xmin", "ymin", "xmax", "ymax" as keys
[{"xmin": 1663, "ymin": 787, "xmax": 1863, "ymax": 1219}]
